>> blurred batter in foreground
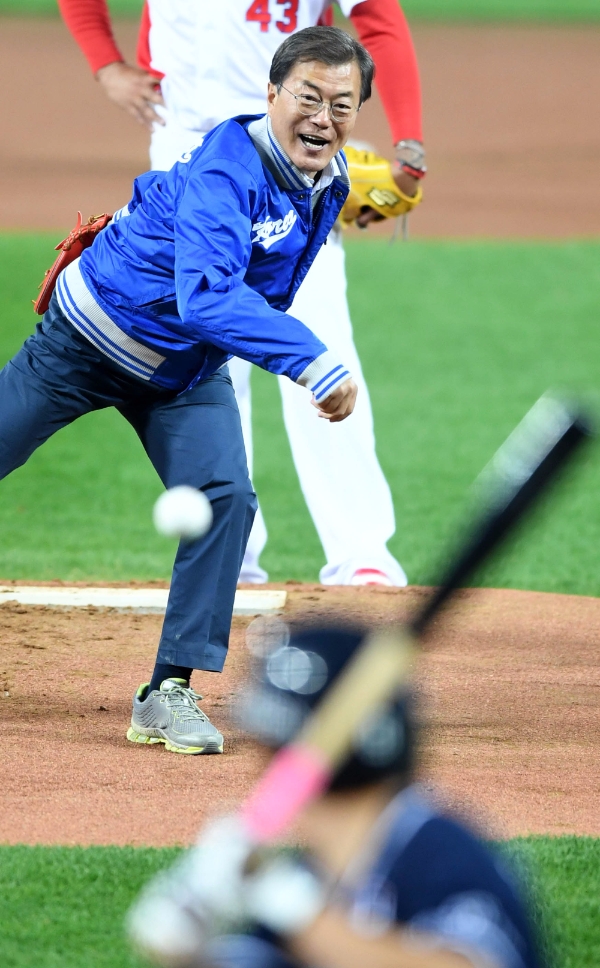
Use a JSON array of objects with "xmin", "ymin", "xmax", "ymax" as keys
[
  {"xmin": 59, "ymin": 0, "xmax": 426, "ymax": 588},
  {"xmin": 129, "ymin": 624, "xmax": 545, "ymax": 968}
]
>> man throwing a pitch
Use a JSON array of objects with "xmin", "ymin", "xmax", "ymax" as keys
[
  {"xmin": 60, "ymin": 0, "xmax": 425, "ymax": 587},
  {"xmin": 0, "ymin": 27, "xmax": 365, "ymax": 754}
]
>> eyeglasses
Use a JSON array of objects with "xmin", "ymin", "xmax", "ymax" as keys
[{"xmin": 279, "ymin": 85, "xmax": 357, "ymax": 124}]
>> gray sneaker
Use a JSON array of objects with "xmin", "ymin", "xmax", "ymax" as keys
[{"xmin": 127, "ymin": 678, "xmax": 224, "ymax": 754}]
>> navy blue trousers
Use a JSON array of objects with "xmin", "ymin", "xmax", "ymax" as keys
[{"xmin": 0, "ymin": 297, "xmax": 256, "ymax": 672}]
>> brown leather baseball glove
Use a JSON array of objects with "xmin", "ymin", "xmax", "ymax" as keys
[{"xmin": 34, "ymin": 211, "xmax": 112, "ymax": 315}]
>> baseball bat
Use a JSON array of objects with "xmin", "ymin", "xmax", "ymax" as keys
[{"xmin": 240, "ymin": 394, "xmax": 592, "ymax": 843}]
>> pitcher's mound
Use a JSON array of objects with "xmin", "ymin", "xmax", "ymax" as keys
[{"xmin": 1, "ymin": 583, "xmax": 598, "ymax": 845}]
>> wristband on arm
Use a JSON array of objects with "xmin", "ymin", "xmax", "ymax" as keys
[{"xmin": 395, "ymin": 139, "xmax": 427, "ymax": 180}]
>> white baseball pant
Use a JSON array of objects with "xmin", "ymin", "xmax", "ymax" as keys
[{"xmin": 150, "ymin": 117, "xmax": 406, "ymax": 586}]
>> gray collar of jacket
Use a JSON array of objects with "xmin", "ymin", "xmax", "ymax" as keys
[{"xmin": 247, "ymin": 115, "xmax": 349, "ymax": 207}]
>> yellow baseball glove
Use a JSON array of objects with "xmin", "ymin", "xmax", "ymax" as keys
[{"xmin": 339, "ymin": 145, "xmax": 423, "ymax": 228}]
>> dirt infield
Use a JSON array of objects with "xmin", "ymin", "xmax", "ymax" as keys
[
  {"xmin": 1, "ymin": 17, "xmax": 599, "ymax": 237},
  {"xmin": 1, "ymin": 584, "xmax": 599, "ymax": 846}
]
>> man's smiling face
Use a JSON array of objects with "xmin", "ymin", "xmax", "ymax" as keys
[{"xmin": 267, "ymin": 59, "xmax": 361, "ymax": 178}]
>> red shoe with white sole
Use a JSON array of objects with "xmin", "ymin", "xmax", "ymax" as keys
[{"xmin": 350, "ymin": 568, "xmax": 394, "ymax": 587}]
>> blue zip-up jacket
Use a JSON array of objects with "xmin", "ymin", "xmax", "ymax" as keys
[{"xmin": 56, "ymin": 115, "xmax": 351, "ymax": 401}]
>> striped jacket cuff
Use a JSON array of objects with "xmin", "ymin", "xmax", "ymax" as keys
[{"xmin": 297, "ymin": 352, "xmax": 351, "ymax": 402}]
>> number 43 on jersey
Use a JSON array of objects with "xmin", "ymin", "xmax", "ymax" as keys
[{"xmin": 246, "ymin": 0, "xmax": 298, "ymax": 33}]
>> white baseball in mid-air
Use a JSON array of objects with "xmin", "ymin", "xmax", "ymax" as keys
[{"xmin": 153, "ymin": 486, "xmax": 213, "ymax": 540}]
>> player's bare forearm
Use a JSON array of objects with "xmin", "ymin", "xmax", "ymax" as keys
[
  {"xmin": 394, "ymin": 167, "xmax": 420, "ymax": 198},
  {"xmin": 95, "ymin": 61, "xmax": 165, "ymax": 127},
  {"xmin": 287, "ymin": 908, "xmax": 478, "ymax": 968},
  {"xmin": 311, "ymin": 378, "xmax": 357, "ymax": 422}
]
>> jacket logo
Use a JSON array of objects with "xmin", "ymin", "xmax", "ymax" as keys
[
  {"xmin": 178, "ymin": 140, "xmax": 204, "ymax": 163},
  {"xmin": 252, "ymin": 210, "xmax": 297, "ymax": 251}
]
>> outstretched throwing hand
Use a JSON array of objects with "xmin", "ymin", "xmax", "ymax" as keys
[{"xmin": 312, "ymin": 378, "xmax": 358, "ymax": 422}]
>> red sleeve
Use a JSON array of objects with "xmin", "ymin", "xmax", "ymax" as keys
[
  {"xmin": 57, "ymin": 0, "xmax": 124, "ymax": 74},
  {"xmin": 318, "ymin": 6, "xmax": 334, "ymax": 25},
  {"xmin": 137, "ymin": 2, "xmax": 153, "ymax": 73},
  {"xmin": 349, "ymin": 0, "xmax": 422, "ymax": 144}
]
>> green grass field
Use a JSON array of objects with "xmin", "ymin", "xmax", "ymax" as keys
[
  {"xmin": 1, "ymin": 837, "xmax": 599, "ymax": 967},
  {"xmin": 2, "ymin": 0, "xmax": 600, "ymax": 21},
  {"xmin": 1, "ymin": 234, "xmax": 600, "ymax": 592}
]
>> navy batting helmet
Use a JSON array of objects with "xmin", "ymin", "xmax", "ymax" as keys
[{"xmin": 238, "ymin": 622, "xmax": 417, "ymax": 791}]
